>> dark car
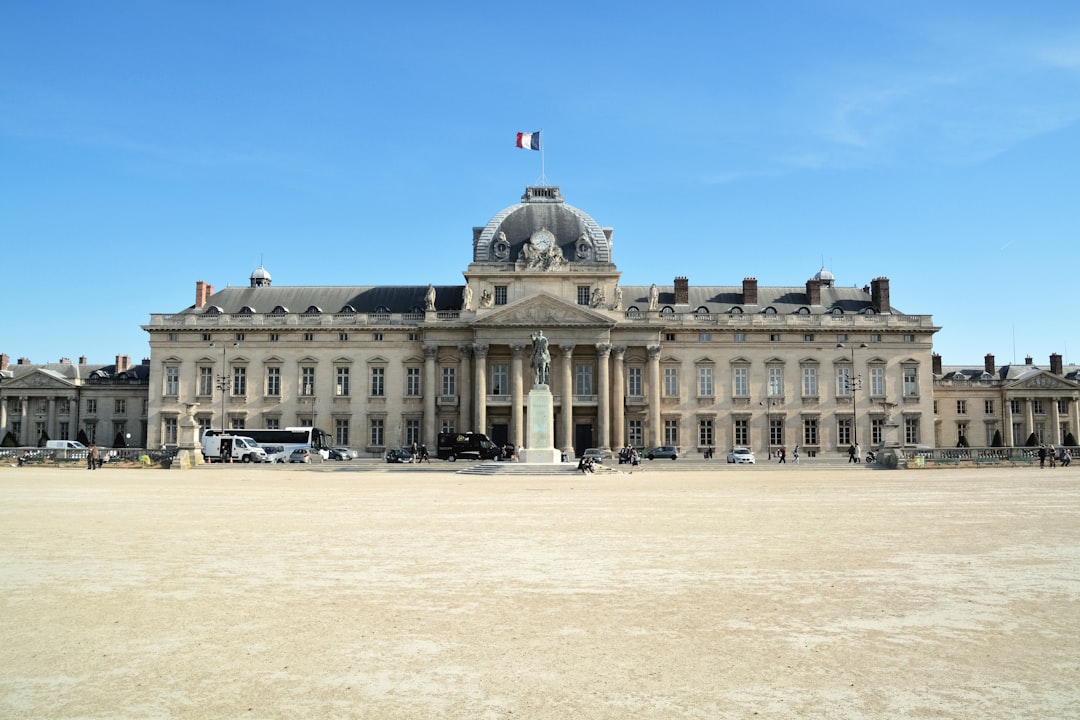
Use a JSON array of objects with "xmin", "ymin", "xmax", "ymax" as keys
[
  {"xmin": 385, "ymin": 448, "xmax": 414, "ymax": 463},
  {"xmin": 646, "ymin": 445, "xmax": 679, "ymax": 461}
]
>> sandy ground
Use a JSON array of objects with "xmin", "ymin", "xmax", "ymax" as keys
[{"xmin": 1, "ymin": 461, "xmax": 1078, "ymax": 719}]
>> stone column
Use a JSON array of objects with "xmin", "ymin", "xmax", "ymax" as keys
[
  {"xmin": 20, "ymin": 396, "xmax": 29, "ymax": 445},
  {"xmin": 1024, "ymin": 397, "xmax": 1035, "ymax": 444},
  {"xmin": 596, "ymin": 343, "xmax": 611, "ymax": 451},
  {"xmin": 423, "ymin": 343, "xmax": 438, "ymax": 445},
  {"xmin": 611, "ymin": 346, "xmax": 626, "ymax": 449},
  {"xmin": 559, "ymin": 344, "xmax": 574, "ymax": 455},
  {"xmin": 1003, "ymin": 396, "xmax": 1015, "ymax": 446},
  {"xmin": 47, "ymin": 397, "xmax": 57, "ymax": 441},
  {"xmin": 458, "ymin": 344, "xmax": 472, "ymax": 432},
  {"xmin": 473, "ymin": 343, "xmax": 488, "ymax": 435},
  {"xmin": 1049, "ymin": 397, "xmax": 1061, "ymax": 445},
  {"xmin": 647, "ymin": 345, "xmax": 662, "ymax": 447},
  {"xmin": 0, "ymin": 395, "xmax": 7, "ymax": 437},
  {"xmin": 510, "ymin": 343, "xmax": 525, "ymax": 449},
  {"xmin": 1071, "ymin": 397, "xmax": 1080, "ymax": 444}
]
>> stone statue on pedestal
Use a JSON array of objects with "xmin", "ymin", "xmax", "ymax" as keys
[{"xmin": 530, "ymin": 330, "xmax": 551, "ymax": 386}]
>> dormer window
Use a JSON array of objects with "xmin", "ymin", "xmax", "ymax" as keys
[
  {"xmin": 304, "ymin": 305, "xmax": 322, "ymax": 315},
  {"xmin": 271, "ymin": 306, "xmax": 288, "ymax": 315},
  {"xmin": 730, "ymin": 307, "xmax": 743, "ymax": 315},
  {"xmin": 238, "ymin": 306, "xmax": 254, "ymax": 315},
  {"xmin": 763, "ymin": 306, "xmax": 777, "ymax": 315}
]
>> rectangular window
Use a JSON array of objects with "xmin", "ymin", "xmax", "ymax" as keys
[
  {"xmin": 406, "ymin": 367, "xmax": 422, "ymax": 396},
  {"xmin": 628, "ymin": 367, "xmax": 643, "ymax": 396},
  {"xmin": 269, "ymin": 333, "xmax": 279, "ymax": 342},
  {"xmin": 373, "ymin": 333, "xmax": 383, "ymax": 341},
  {"xmin": 199, "ymin": 367, "xmax": 214, "ymax": 396},
  {"xmin": 1010, "ymin": 399, "xmax": 1021, "ymax": 415},
  {"xmin": 870, "ymin": 366, "xmax": 885, "ymax": 397},
  {"xmin": 664, "ymin": 419, "xmax": 678, "ymax": 445},
  {"xmin": 266, "ymin": 367, "xmax": 281, "ymax": 396},
  {"xmin": 769, "ymin": 417, "xmax": 784, "ymax": 447},
  {"xmin": 871, "ymin": 418, "xmax": 884, "ymax": 446},
  {"xmin": 335, "ymin": 418, "xmax": 349, "ymax": 446},
  {"xmin": 1032, "ymin": 400, "xmax": 1045, "ymax": 415},
  {"xmin": 802, "ymin": 367, "xmax": 817, "ymax": 397},
  {"xmin": 770, "ymin": 334, "xmax": 780, "ymax": 342},
  {"xmin": 986, "ymin": 424, "xmax": 998, "ymax": 446},
  {"xmin": 698, "ymin": 419, "xmax": 714, "ymax": 447},
  {"xmin": 165, "ymin": 366, "xmax": 179, "ymax": 396},
  {"xmin": 663, "ymin": 367, "xmax": 678, "ymax": 397},
  {"xmin": 734, "ymin": 333, "xmax": 746, "ymax": 343},
  {"xmin": 698, "ymin": 367, "xmax": 714, "ymax": 397},
  {"xmin": 406, "ymin": 419, "xmax": 421, "ymax": 446},
  {"xmin": 577, "ymin": 286, "xmax": 590, "ymax": 305},
  {"xmin": 985, "ymin": 400, "xmax": 995, "ymax": 415},
  {"xmin": 957, "ymin": 422, "xmax": 968, "ymax": 444},
  {"xmin": 336, "ymin": 367, "xmax": 350, "ymax": 397},
  {"xmin": 733, "ymin": 419, "xmax": 749, "ymax": 446},
  {"xmin": 301, "ymin": 367, "xmax": 316, "ymax": 397},
  {"xmin": 370, "ymin": 367, "xmax": 385, "ymax": 397},
  {"xmin": 870, "ymin": 334, "xmax": 882, "ymax": 343},
  {"xmin": 956, "ymin": 400, "xmax": 967, "ymax": 415},
  {"xmin": 303, "ymin": 332, "xmax": 314, "ymax": 342},
  {"xmin": 575, "ymin": 364, "xmax": 594, "ymax": 395},
  {"xmin": 837, "ymin": 367, "xmax": 852, "ymax": 397},
  {"xmin": 339, "ymin": 332, "xmax": 349, "ymax": 342},
  {"xmin": 905, "ymin": 417, "xmax": 920, "ymax": 444},
  {"xmin": 235, "ymin": 333, "xmax": 245, "ymax": 342},
  {"xmin": 114, "ymin": 399, "xmax": 126, "ymax": 414},
  {"xmin": 441, "ymin": 420, "xmax": 455, "ymax": 434},
  {"xmin": 803, "ymin": 334, "xmax": 815, "ymax": 342},
  {"xmin": 665, "ymin": 333, "xmax": 676, "ymax": 342},
  {"xmin": 1058, "ymin": 399, "xmax": 1069, "ymax": 414},
  {"xmin": 490, "ymin": 365, "xmax": 507, "ymax": 396},
  {"xmin": 198, "ymin": 417, "xmax": 212, "ymax": 437},
  {"xmin": 903, "ymin": 367, "xmax": 918, "ymax": 397},
  {"xmin": 442, "ymin": 367, "xmax": 456, "ymax": 397},
  {"xmin": 837, "ymin": 334, "xmax": 848, "ymax": 343},
  {"xmin": 59, "ymin": 421, "xmax": 70, "ymax": 440},
  {"xmin": 163, "ymin": 417, "xmax": 178, "ymax": 445},
  {"xmin": 803, "ymin": 417, "xmax": 818, "ymax": 446},
  {"xmin": 627, "ymin": 419, "xmax": 643, "ymax": 447},
  {"xmin": 265, "ymin": 417, "xmax": 280, "ymax": 430},
  {"xmin": 733, "ymin": 367, "xmax": 749, "ymax": 397},
  {"xmin": 903, "ymin": 334, "xmax": 914, "ymax": 343},
  {"xmin": 699, "ymin": 333, "xmax": 711, "ymax": 342},
  {"xmin": 837, "ymin": 417, "xmax": 852, "ymax": 446},
  {"xmin": 494, "ymin": 285, "xmax": 508, "ymax": 305},
  {"xmin": 232, "ymin": 367, "xmax": 247, "ymax": 396},
  {"xmin": 768, "ymin": 367, "xmax": 784, "ymax": 397},
  {"xmin": 370, "ymin": 418, "xmax": 384, "ymax": 447},
  {"xmin": 202, "ymin": 333, "xmax": 211, "ymax": 342},
  {"xmin": 114, "ymin": 420, "xmax": 127, "ymax": 439}
]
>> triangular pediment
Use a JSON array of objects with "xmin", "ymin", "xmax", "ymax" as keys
[
  {"xmin": 1006, "ymin": 370, "xmax": 1080, "ymax": 391},
  {"xmin": 2, "ymin": 369, "xmax": 78, "ymax": 391},
  {"xmin": 474, "ymin": 292, "xmax": 617, "ymax": 328}
]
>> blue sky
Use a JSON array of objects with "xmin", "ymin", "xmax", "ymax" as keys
[{"xmin": 3, "ymin": 0, "xmax": 1078, "ymax": 368}]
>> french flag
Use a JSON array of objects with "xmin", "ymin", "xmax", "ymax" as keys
[{"xmin": 515, "ymin": 131, "xmax": 540, "ymax": 150}]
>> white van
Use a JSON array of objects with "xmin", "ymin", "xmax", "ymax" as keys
[
  {"xmin": 46, "ymin": 440, "xmax": 87, "ymax": 450},
  {"xmin": 201, "ymin": 434, "xmax": 268, "ymax": 463}
]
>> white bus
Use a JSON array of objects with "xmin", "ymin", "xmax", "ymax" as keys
[{"xmin": 202, "ymin": 427, "xmax": 331, "ymax": 462}]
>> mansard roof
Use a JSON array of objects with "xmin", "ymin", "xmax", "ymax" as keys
[{"xmin": 185, "ymin": 285, "xmax": 466, "ymax": 315}]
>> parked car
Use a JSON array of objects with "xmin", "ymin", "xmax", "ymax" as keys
[
  {"xmin": 581, "ymin": 448, "xmax": 612, "ymax": 464},
  {"xmin": 727, "ymin": 447, "xmax": 756, "ymax": 464},
  {"xmin": 385, "ymin": 447, "xmax": 414, "ymax": 463},
  {"xmin": 328, "ymin": 447, "xmax": 357, "ymax": 461},
  {"xmin": 646, "ymin": 446, "xmax": 679, "ymax": 461},
  {"xmin": 289, "ymin": 447, "xmax": 311, "ymax": 464},
  {"xmin": 262, "ymin": 445, "xmax": 288, "ymax": 463}
]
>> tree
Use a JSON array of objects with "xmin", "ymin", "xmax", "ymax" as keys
[
  {"xmin": 113, "ymin": 431, "xmax": 128, "ymax": 449},
  {"xmin": 0, "ymin": 431, "xmax": 17, "ymax": 447},
  {"xmin": 991, "ymin": 429, "xmax": 1003, "ymax": 447},
  {"xmin": 1025, "ymin": 432, "xmax": 1039, "ymax": 447},
  {"xmin": 37, "ymin": 432, "xmax": 49, "ymax": 447},
  {"xmin": 1065, "ymin": 432, "xmax": 1077, "ymax": 447},
  {"xmin": 77, "ymin": 428, "xmax": 90, "ymax": 446}
]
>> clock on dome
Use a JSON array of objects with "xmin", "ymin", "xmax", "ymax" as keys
[{"xmin": 529, "ymin": 228, "xmax": 555, "ymax": 251}]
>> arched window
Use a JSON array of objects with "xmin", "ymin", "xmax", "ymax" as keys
[
  {"xmin": 696, "ymin": 306, "xmax": 710, "ymax": 315},
  {"xmin": 271, "ymin": 305, "xmax": 288, "ymax": 315},
  {"xmin": 763, "ymin": 306, "xmax": 777, "ymax": 315},
  {"xmin": 304, "ymin": 305, "xmax": 322, "ymax": 315},
  {"xmin": 661, "ymin": 306, "xmax": 675, "ymax": 316},
  {"xmin": 729, "ymin": 307, "xmax": 743, "ymax": 315},
  {"xmin": 203, "ymin": 306, "xmax": 221, "ymax": 315},
  {"xmin": 238, "ymin": 306, "xmax": 254, "ymax": 315},
  {"xmin": 338, "ymin": 305, "xmax": 356, "ymax": 314}
]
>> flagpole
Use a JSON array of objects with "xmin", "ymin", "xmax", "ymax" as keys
[{"xmin": 540, "ymin": 128, "xmax": 546, "ymax": 186}]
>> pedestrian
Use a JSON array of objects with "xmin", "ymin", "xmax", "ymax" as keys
[
  {"xmin": 848, "ymin": 444, "xmax": 857, "ymax": 463},
  {"xmin": 1063, "ymin": 448, "xmax": 1072, "ymax": 467},
  {"xmin": 778, "ymin": 446, "xmax": 786, "ymax": 464},
  {"xmin": 1048, "ymin": 446, "xmax": 1056, "ymax": 468},
  {"xmin": 793, "ymin": 444, "xmax": 800, "ymax": 464},
  {"xmin": 1038, "ymin": 445, "xmax": 1047, "ymax": 468},
  {"xmin": 419, "ymin": 444, "xmax": 429, "ymax": 462},
  {"xmin": 855, "ymin": 443, "xmax": 861, "ymax": 464},
  {"xmin": 629, "ymin": 448, "xmax": 641, "ymax": 473},
  {"xmin": 88, "ymin": 444, "xmax": 99, "ymax": 470}
]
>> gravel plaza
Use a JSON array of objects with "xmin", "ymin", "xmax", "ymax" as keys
[{"xmin": 1, "ymin": 461, "xmax": 1078, "ymax": 719}]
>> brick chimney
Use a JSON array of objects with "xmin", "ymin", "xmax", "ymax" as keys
[
  {"xmin": 142, "ymin": 358, "xmax": 150, "ymax": 366},
  {"xmin": 116, "ymin": 355, "xmax": 130, "ymax": 372},
  {"xmin": 805, "ymin": 278, "xmax": 821, "ymax": 306},
  {"xmin": 870, "ymin": 277, "xmax": 891, "ymax": 313},
  {"xmin": 17, "ymin": 357, "xmax": 30, "ymax": 365},
  {"xmin": 1025, "ymin": 355, "xmax": 1033, "ymax": 365},
  {"xmin": 0, "ymin": 353, "xmax": 8, "ymax": 371},
  {"xmin": 932, "ymin": 353, "xmax": 942, "ymax": 375},
  {"xmin": 1050, "ymin": 353, "xmax": 1063, "ymax": 375},
  {"xmin": 196, "ymin": 280, "xmax": 208, "ymax": 308},
  {"xmin": 79, "ymin": 356, "xmax": 88, "ymax": 365},
  {"xmin": 984, "ymin": 354, "xmax": 995, "ymax": 375},
  {"xmin": 60, "ymin": 357, "xmax": 71, "ymax": 365},
  {"xmin": 742, "ymin": 277, "xmax": 758, "ymax": 305},
  {"xmin": 674, "ymin": 276, "xmax": 689, "ymax": 305}
]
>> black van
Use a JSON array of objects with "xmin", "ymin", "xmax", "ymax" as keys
[{"xmin": 437, "ymin": 432, "xmax": 503, "ymax": 461}]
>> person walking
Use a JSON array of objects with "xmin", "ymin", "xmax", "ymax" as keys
[
  {"xmin": 1038, "ymin": 445, "xmax": 1047, "ymax": 468},
  {"xmin": 848, "ymin": 444, "xmax": 857, "ymax": 463},
  {"xmin": 88, "ymin": 444, "xmax": 99, "ymax": 471},
  {"xmin": 777, "ymin": 446, "xmax": 786, "ymax": 464},
  {"xmin": 1063, "ymin": 448, "xmax": 1072, "ymax": 467},
  {"xmin": 793, "ymin": 444, "xmax": 800, "ymax": 464}
]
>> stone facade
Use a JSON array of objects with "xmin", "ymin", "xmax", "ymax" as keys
[
  {"xmin": 933, "ymin": 353, "xmax": 1080, "ymax": 448},
  {"xmin": 0, "ymin": 354, "xmax": 149, "ymax": 447},
  {"xmin": 140, "ymin": 185, "xmax": 941, "ymax": 457}
]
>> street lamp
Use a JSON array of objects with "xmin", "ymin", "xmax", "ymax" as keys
[
  {"xmin": 759, "ymin": 398, "xmax": 780, "ymax": 458},
  {"xmin": 838, "ymin": 342, "xmax": 868, "ymax": 458},
  {"xmin": 210, "ymin": 342, "xmax": 238, "ymax": 432}
]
